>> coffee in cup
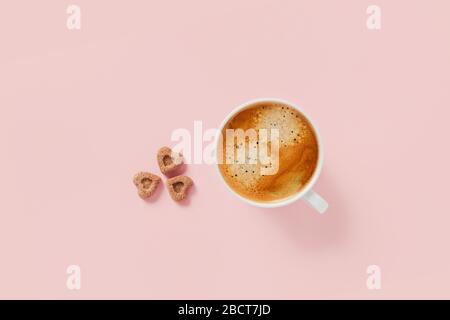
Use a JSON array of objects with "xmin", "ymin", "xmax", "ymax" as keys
[{"xmin": 217, "ymin": 101, "xmax": 319, "ymax": 203}]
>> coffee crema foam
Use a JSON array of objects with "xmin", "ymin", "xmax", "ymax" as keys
[{"xmin": 218, "ymin": 102, "xmax": 319, "ymax": 202}]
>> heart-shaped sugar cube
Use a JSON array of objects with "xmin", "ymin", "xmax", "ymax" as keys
[
  {"xmin": 166, "ymin": 175, "xmax": 193, "ymax": 201},
  {"xmin": 157, "ymin": 146, "xmax": 184, "ymax": 175},
  {"xmin": 133, "ymin": 172, "xmax": 161, "ymax": 199}
]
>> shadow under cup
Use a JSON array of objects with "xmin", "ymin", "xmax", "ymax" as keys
[{"xmin": 214, "ymin": 98, "xmax": 324, "ymax": 209}]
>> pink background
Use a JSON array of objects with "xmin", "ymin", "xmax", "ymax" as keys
[{"xmin": 1, "ymin": 0, "xmax": 450, "ymax": 299}]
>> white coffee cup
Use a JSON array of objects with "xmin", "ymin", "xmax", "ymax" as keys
[{"xmin": 214, "ymin": 98, "xmax": 328, "ymax": 213}]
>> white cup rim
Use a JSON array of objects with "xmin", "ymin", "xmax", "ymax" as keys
[{"xmin": 214, "ymin": 98, "xmax": 324, "ymax": 208}]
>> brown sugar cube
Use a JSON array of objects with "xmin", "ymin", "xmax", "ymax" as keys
[
  {"xmin": 157, "ymin": 146, "xmax": 184, "ymax": 175},
  {"xmin": 133, "ymin": 172, "xmax": 161, "ymax": 199},
  {"xmin": 166, "ymin": 175, "xmax": 194, "ymax": 201}
]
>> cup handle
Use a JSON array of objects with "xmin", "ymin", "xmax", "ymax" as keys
[{"xmin": 303, "ymin": 190, "xmax": 328, "ymax": 214}]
